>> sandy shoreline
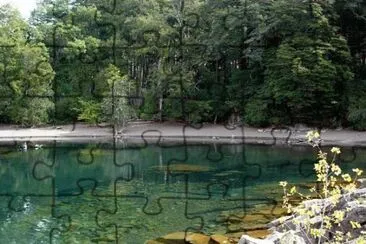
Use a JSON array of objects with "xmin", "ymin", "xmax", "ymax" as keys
[{"xmin": 0, "ymin": 121, "xmax": 365, "ymax": 147}]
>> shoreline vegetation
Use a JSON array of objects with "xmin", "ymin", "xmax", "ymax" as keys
[
  {"xmin": 1, "ymin": 1, "xmax": 366, "ymax": 133},
  {"xmin": 1, "ymin": 121, "xmax": 366, "ymax": 147}
]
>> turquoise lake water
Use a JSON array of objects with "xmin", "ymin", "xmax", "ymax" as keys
[{"xmin": 0, "ymin": 143, "xmax": 365, "ymax": 243}]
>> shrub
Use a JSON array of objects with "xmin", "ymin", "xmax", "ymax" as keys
[
  {"xmin": 140, "ymin": 92, "xmax": 158, "ymax": 120},
  {"xmin": 76, "ymin": 99, "xmax": 102, "ymax": 124},
  {"xmin": 279, "ymin": 131, "xmax": 366, "ymax": 243},
  {"xmin": 9, "ymin": 98, "xmax": 54, "ymax": 126},
  {"xmin": 244, "ymin": 99, "xmax": 270, "ymax": 127}
]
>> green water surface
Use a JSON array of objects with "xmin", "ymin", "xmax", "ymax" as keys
[{"xmin": 0, "ymin": 143, "xmax": 365, "ymax": 243}]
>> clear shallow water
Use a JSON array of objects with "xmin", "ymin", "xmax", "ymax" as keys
[{"xmin": 0, "ymin": 143, "xmax": 365, "ymax": 243}]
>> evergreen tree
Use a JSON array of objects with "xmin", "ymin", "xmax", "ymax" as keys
[{"xmin": 261, "ymin": 1, "xmax": 353, "ymax": 127}]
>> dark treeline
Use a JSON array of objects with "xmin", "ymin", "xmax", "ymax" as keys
[{"xmin": 0, "ymin": 0, "xmax": 366, "ymax": 129}]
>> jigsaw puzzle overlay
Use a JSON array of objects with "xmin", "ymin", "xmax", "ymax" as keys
[{"xmin": 0, "ymin": 0, "xmax": 365, "ymax": 243}]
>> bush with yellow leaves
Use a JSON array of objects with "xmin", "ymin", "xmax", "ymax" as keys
[{"xmin": 279, "ymin": 131, "xmax": 366, "ymax": 244}]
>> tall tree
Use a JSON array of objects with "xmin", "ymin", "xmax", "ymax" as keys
[
  {"xmin": 250, "ymin": 0, "xmax": 353, "ymax": 127},
  {"xmin": 0, "ymin": 4, "xmax": 54, "ymax": 126}
]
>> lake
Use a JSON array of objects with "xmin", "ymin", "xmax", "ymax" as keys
[{"xmin": 0, "ymin": 142, "xmax": 365, "ymax": 243}]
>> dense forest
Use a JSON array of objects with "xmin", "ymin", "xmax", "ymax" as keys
[{"xmin": 0, "ymin": 0, "xmax": 366, "ymax": 130}]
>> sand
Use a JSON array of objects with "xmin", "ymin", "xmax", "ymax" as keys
[{"xmin": 0, "ymin": 121, "xmax": 365, "ymax": 147}]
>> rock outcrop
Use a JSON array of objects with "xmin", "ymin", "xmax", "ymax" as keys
[{"xmin": 239, "ymin": 182, "xmax": 366, "ymax": 244}]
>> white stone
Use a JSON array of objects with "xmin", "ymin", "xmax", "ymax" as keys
[
  {"xmin": 238, "ymin": 235, "xmax": 274, "ymax": 244},
  {"xmin": 279, "ymin": 230, "xmax": 306, "ymax": 244}
]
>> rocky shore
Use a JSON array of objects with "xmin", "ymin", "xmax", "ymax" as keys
[{"xmin": 239, "ymin": 180, "xmax": 366, "ymax": 244}]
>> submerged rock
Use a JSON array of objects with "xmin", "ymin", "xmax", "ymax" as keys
[
  {"xmin": 186, "ymin": 233, "xmax": 211, "ymax": 244},
  {"xmin": 210, "ymin": 234, "xmax": 230, "ymax": 243},
  {"xmin": 146, "ymin": 232, "xmax": 233, "ymax": 244},
  {"xmin": 145, "ymin": 232, "xmax": 193, "ymax": 244},
  {"xmin": 245, "ymin": 229, "xmax": 272, "ymax": 239},
  {"xmin": 152, "ymin": 164, "xmax": 213, "ymax": 173}
]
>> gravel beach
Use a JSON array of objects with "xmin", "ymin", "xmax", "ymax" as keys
[{"xmin": 0, "ymin": 121, "xmax": 365, "ymax": 147}]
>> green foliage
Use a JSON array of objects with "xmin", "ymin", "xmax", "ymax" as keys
[
  {"xmin": 347, "ymin": 82, "xmax": 366, "ymax": 130},
  {"xmin": 185, "ymin": 100, "xmax": 213, "ymax": 123},
  {"xmin": 348, "ymin": 107, "xmax": 366, "ymax": 130},
  {"xmin": 98, "ymin": 64, "xmax": 137, "ymax": 127},
  {"xmin": 244, "ymin": 98, "xmax": 270, "ymax": 127},
  {"xmin": 1, "ymin": 0, "xmax": 365, "ymax": 127},
  {"xmin": 76, "ymin": 99, "xmax": 101, "ymax": 124},
  {"xmin": 280, "ymin": 131, "xmax": 365, "ymax": 243},
  {"xmin": 140, "ymin": 92, "xmax": 158, "ymax": 120},
  {"xmin": 9, "ymin": 98, "xmax": 54, "ymax": 126},
  {"xmin": 162, "ymin": 99, "xmax": 183, "ymax": 121},
  {"xmin": 55, "ymin": 98, "xmax": 80, "ymax": 122},
  {"xmin": 263, "ymin": 2, "xmax": 353, "ymax": 127},
  {"xmin": 0, "ymin": 4, "xmax": 54, "ymax": 125}
]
